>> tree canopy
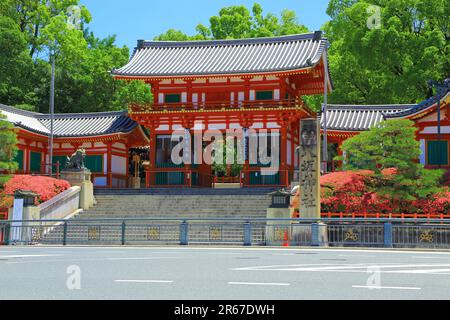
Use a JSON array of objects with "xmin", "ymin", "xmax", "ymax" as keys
[
  {"xmin": 0, "ymin": 113, "xmax": 18, "ymax": 186},
  {"xmin": 0, "ymin": 0, "xmax": 152, "ymax": 114},
  {"xmin": 0, "ymin": 1, "xmax": 448, "ymax": 113},
  {"xmin": 155, "ymin": 3, "xmax": 308, "ymax": 40},
  {"xmin": 325, "ymin": 0, "xmax": 449, "ymax": 104}
]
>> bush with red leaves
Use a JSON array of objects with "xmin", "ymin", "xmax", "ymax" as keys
[
  {"xmin": 292, "ymin": 170, "xmax": 450, "ymax": 215},
  {"xmin": 0, "ymin": 175, "xmax": 71, "ymax": 208}
]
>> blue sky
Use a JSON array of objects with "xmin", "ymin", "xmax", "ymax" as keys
[{"xmin": 80, "ymin": 0, "xmax": 330, "ymax": 52}]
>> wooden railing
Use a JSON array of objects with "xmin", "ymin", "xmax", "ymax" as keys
[
  {"xmin": 130, "ymin": 98, "xmax": 303, "ymax": 113},
  {"xmin": 214, "ymin": 176, "xmax": 240, "ymax": 184},
  {"xmin": 239, "ymin": 169, "xmax": 292, "ymax": 188},
  {"xmin": 145, "ymin": 169, "xmax": 214, "ymax": 188},
  {"xmin": 91, "ymin": 173, "xmax": 128, "ymax": 188},
  {"xmin": 320, "ymin": 212, "xmax": 450, "ymax": 220}
]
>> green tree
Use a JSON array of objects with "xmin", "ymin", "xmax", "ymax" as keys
[
  {"xmin": 0, "ymin": 113, "xmax": 18, "ymax": 185},
  {"xmin": 325, "ymin": 0, "xmax": 449, "ymax": 105},
  {"xmin": 0, "ymin": 16, "xmax": 37, "ymax": 109},
  {"xmin": 156, "ymin": 3, "xmax": 309, "ymax": 41},
  {"xmin": 339, "ymin": 119, "xmax": 443, "ymax": 205},
  {"xmin": 0, "ymin": 0, "xmax": 151, "ymax": 113}
]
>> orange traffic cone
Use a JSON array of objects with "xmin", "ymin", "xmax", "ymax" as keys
[{"xmin": 283, "ymin": 230, "xmax": 289, "ymax": 247}]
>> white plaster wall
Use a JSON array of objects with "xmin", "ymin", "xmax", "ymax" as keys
[
  {"xmin": 267, "ymin": 122, "xmax": 281, "ymax": 129},
  {"xmin": 229, "ymin": 123, "xmax": 242, "ymax": 129},
  {"xmin": 287, "ymin": 140, "xmax": 292, "ymax": 165},
  {"xmin": 156, "ymin": 125, "xmax": 170, "ymax": 131},
  {"xmin": 420, "ymin": 126, "xmax": 450, "ymax": 134},
  {"xmin": 103, "ymin": 154, "xmax": 108, "ymax": 174},
  {"xmin": 62, "ymin": 143, "xmax": 72, "ymax": 149},
  {"xmin": 274, "ymin": 89, "xmax": 280, "ymax": 100},
  {"xmin": 249, "ymin": 90, "xmax": 255, "ymax": 101},
  {"xmin": 112, "ymin": 155, "xmax": 127, "ymax": 175},
  {"xmin": 250, "ymin": 122, "xmax": 264, "ymax": 129},
  {"xmin": 94, "ymin": 177, "xmax": 107, "ymax": 187},
  {"xmin": 208, "ymin": 124, "xmax": 226, "ymax": 130},
  {"xmin": 113, "ymin": 142, "xmax": 126, "ymax": 150},
  {"xmin": 420, "ymin": 139, "xmax": 426, "ymax": 165}
]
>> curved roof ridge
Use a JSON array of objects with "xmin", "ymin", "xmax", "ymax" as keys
[
  {"xmin": 0, "ymin": 103, "xmax": 43, "ymax": 117},
  {"xmin": 113, "ymin": 31, "xmax": 329, "ymax": 78},
  {"xmin": 326, "ymin": 104, "xmax": 415, "ymax": 109},
  {"xmin": 35, "ymin": 110, "xmax": 127, "ymax": 119},
  {"xmin": 139, "ymin": 32, "xmax": 325, "ymax": 48}
]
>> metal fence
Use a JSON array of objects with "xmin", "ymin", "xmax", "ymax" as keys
[{"xmin": 2, "ymin": 218, "xmax": 450, "ymax": 249}]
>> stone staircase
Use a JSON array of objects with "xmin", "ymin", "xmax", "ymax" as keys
[{"xmin": 41, "ymin": 187, "xmax": 277, "ymax": 245}]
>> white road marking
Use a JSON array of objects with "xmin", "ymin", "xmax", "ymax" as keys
[
  {"xmin": 0, "ymin": 254, "xmax": 63, "ymax": 259},
  {"xmin": 228, "ymin": 282, "xmax": 290, "ymax": 286},
  {"xmin": 388, "ymin": 268, "xmax": 450, "ymax": 274},
  {"xmin": 352, "ymin": 285, "xmax": 421, "ymax": 290},
  {"xmin": 412, "ymin": 256, "xmax": 450, "ymax": 259},
  {"xmin": 21, "ymin": 246, "xmax": 450, "ymax": 255},
  {"xmin": 233, "ymin": 263, "xmax": 450, "ymax": 277},
  {"xmin": 207, "ymin": 253, "xmax": 245, "ymax": 255},
  {"xmin": 115, "ymin": 280, "xmax": 174, "ymax": 284},
  {"xmin": 233, "ymin": 263, "xmax": 399, "ymax": 271},
  {"xmin": 339, "ymin": 254, "xmax": 376, "ymax": 258},
  {"xmin": 106, "ymin": 257, "xmax": 181, "ymax": 261}
]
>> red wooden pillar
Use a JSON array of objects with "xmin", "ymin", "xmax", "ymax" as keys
[
  {"xmin": 24, "ymin": 140, "xmax": 30, "ymax": 174},
  {"xmin": 280, "ymin": 127, "xmax": 288, "ymax": 186},
  {"xmin": 146, "ymin": 120, "xmax": 158, "ymax": 188},
  {"xmin": 290, "ymin": 125, "xmax": 296, "ymax": 172},
  {"xmin": 125, "ymin": 142, "xmax": 130, "ymax": 188}
]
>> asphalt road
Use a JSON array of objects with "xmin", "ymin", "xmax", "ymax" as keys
[{"xmin": 1, "ymin": 246, "xmax": 450, "ymax": 300}]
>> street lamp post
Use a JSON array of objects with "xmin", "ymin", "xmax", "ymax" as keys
[
  {"xmin": 322, "ymin": 47, "xmax": 329, "ymax": 173},
  {"xmin": 48, "ymin": 52, "xmax": 55, "ymax": 176}
]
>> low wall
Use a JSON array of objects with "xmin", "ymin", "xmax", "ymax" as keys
[{"xmin": 39, "ymin": 186, "xmax": 81, "ymax": 220}]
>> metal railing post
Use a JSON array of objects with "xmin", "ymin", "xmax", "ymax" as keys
[
  {"xmin": 4, "ymin": 223, "xmax": 10, "ymax": 246},
  {"xmin": 180, "ymin": 221, "xmax": 188, "ymax": 246},
  {"xmin": 311, "ymin": 223, "xmax": 320, "ymax": 246},
  {"xmin": 384, "ymin": 222, "xmax": 393, "ymax": 248},
  {"xmin": 121, "ymin": 221, "xmax": 126, "ymax": 245},
  {"xmin": 63, "ymin": 221, "xmax": 68, "ymax": 246},
  {"xmin": 244, "ymin": 221, "xmax": 252, "ymax": 246}
]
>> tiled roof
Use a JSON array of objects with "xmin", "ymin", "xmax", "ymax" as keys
[
  {"xmin": 0, "ymin": 104, "xmax": 137, "ymax": 137},
  {"xmin": 386, "ymin": 81, "xmax": 450, "ymax": 119},
  {"xmin": 322, "ymin": 104, "xmax": 414, "ymax": 131},
  {"xmin": 112, "ymin": 32, "xmax": 329, "ymax": 77}
]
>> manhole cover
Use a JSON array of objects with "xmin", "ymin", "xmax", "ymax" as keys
[{"xmin": 320, "ymin": 259, "xmax": 347, "ymax": 261}]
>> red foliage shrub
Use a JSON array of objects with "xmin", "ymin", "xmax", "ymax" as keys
[
  {"xmin": 0, "ymin": 175, "xmax": 71, "ymax": 208},
  {"xmin": 292, "ymin": 170, "xmax": 450, "ymax": 215}
]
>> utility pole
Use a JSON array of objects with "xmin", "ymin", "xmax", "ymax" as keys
[
  {"xmin": 48, "ymin": 51, "xmax": 55, "ymax": 176},
  {"xmin": 322, "ymin": 47, "xmax": 329, "ymax": 173}
]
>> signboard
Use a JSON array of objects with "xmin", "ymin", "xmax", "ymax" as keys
[
  {"xmin": 299, "ymin": 118, "xmax": 321, "ymax": 219},
  {"xmin": 11, "ymin": 198, "xmax": 24, "ymax": 242}
]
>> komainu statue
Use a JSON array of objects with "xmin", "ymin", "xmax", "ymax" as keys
[{"xmin": 65, "ymin": 149, "xmax": 86, "ymax": 170}]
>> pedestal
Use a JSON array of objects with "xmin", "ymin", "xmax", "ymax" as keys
[
  {"xmin": 60, "ymin": 169, "xmax": 94, "ymax": 210},
  {"xmin": 131, "ymin": 177, "xmax": 141, "ymax": 189}
]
